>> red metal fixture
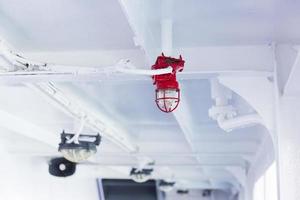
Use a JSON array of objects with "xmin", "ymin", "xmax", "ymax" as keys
[{"xmin": 152, "ymin": 53, "xmax": 185, "ymax": 113}]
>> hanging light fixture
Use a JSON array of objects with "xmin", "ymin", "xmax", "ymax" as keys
[
  {"xmin": 130, "ymin": 168, "xmax": 153, "ymax": 183},
  {"xmin": 152, "ymin": 53, "xmax": 185, "ymax": 113},
  {"xmin": 158, "ymin": 180, "xmax": 176, "ymax": 192},
  {"xmin": 177, "ymin": 189, "xmax": 189, "ymax": 195},
  {"xmin": 58, "ymin": 131, "xmax": 101, "ymax": 163}
]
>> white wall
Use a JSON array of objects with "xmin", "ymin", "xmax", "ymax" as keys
[
  {"xmin": 253, "ymin": 162, "xmax": 278, "ymax": 200},
  {"xmin": 0, "ymin": 150, "xmax": 99, "ymax": 200}
]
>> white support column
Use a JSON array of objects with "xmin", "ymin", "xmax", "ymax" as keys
[
  {"xmin": 275, "ymin": 97, "xmax": 300, "ymax": 200},
  {"xmin": 274, "ymin": 44, "xmax": 300, "ymax": 200}
]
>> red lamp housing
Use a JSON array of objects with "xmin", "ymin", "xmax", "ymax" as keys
[{"xmin": 152, "ymin": 53, "xmax": 185, "ymax": 113}]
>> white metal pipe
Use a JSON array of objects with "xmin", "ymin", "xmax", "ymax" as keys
[
  {"xmin": 0, "ymin": 70, "xmax": 272, "ymax": 84},
  {"xmin": 161, "ymin": 0, "xmax": 173, "ymax": 56},
  {"xmin": 161, "ymin": 19, "xmax": 173, "ymax": 56},
  {"xmin": 0, "ymin": 67, "xmax": 171, "ymax": 79},
  {"xmin": 116, "ymin": 66, "xmax": 173, "ymax": 75},
  {"xmin": 1, "ymin": 52, "xmax": 174, "ymax": 76},
  {"xmin": 1, "ymin": 42, "xmax": 174, "ymax": 77}
]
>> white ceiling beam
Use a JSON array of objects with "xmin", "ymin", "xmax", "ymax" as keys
[
  {"xmin": 10, "ymin": 150, "xmax": 255, "ymax": 159},
  {"xmin": 174, "ymin": 46, "xmax": 274, "ymax": 72},
  {"xmin": 3, "ymin": 39, "xmax": 274, "ymax": 76},
  {"xmin": 83, "ymin": 162, "xmax": 247, "ymax": 168},
  {"xmin": 72, "ymin": 165, "xmax": 239, "ymax": 184},
  {"xmin": 24, "ymin": 49, "xmax": 146, "ymax": 68},
  {"xmin": 0, "ymin": 109, "xmax": 58, "ymax": 149},
  {"xmin": 132, "ymin": 124, "xmax": 263, "ymax": 140},
  {"xmin": 28, "ymin": 82, "xmax": 138, "ymax": 152},
  {"xmin": 141, "ymin": 133, "xmax": 261, "ymax": 143},
  {"xmin": 118, "ymin": 0, "xmax": 155, "ymax": 61},
  {"xmin": 137, "ymin": 140, "xmax": 258, "ymax": 153},
  {"xmin": 173, "ymin": 89, "xmax": 198, "ymax": 152},
  {"xmin": 0, "ymin": 39, "xmax": 271, "ymax": 84},
  {"xmin": 119, "ymin": 1, "xmax": 274, "ymax": 73}
]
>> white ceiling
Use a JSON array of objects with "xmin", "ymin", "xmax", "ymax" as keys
[
  {"xmin": 0, "ymin": 0, "xmax": 280, "ymax": 193},
  {"xmin": 121, "ymin": 0, "xmax": 300, "ymax": 49},
  {"xmin": 0, "ymin": 0, "xmax": 136, "ymax": 51}
]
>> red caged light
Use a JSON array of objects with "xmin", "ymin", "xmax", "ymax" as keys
[{"xmin": 152, "ymin": 53, "xmax": 185, "ymax": 113}]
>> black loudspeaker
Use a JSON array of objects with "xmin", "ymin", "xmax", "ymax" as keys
[{"xmin": 48, "ymin": 157, "xmax": 76, "ymax": 177}]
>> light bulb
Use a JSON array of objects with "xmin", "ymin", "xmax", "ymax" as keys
[
  {"xmin": 131, "ymin": 173, "xmax": 150, "ymax": 183},
  {"xmin": 156, "ymin": 89, "xmax": 180, "ymax": 112},
  {"xmin": 58, "ymin": 132, "xmax": 101, "ymax": 163},
  {"xmin": 60, "ymin": 145, "xmax": 97, "ymax": 163}
]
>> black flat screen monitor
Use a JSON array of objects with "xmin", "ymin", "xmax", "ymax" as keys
[{"xmin": 99, "ymin": 179, "xmax": 157, "ymax": 200}]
